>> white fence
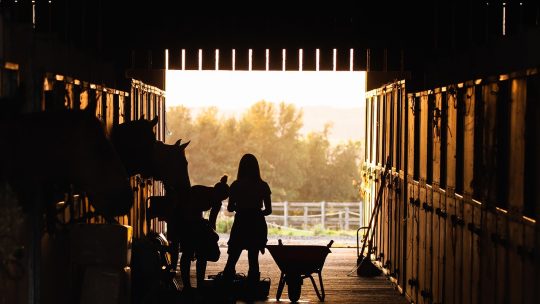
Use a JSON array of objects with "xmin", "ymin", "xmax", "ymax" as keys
[{"xmin": 218, "ymin": 201, "xmax": 364, "ymax": 230}]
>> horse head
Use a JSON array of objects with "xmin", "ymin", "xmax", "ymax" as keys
[
  {"xmin": 152, "ymin": 139, "xmax": 191, "ymax": 201},
  {"xmin": 110, "ymin": 116, "xmax": 158, "ymax": 177},
  {"xmin": 0, "ymin": 110, "xmax": 133, "ymax": 218}
]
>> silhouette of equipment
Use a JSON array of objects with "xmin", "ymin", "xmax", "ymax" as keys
[
  {"xmin": 266, "ymin": 239, "xmax": 334, "ymax": 302},
  {"xmin": 356, "ymin": 156, "xmax": 391, "ymax": 277}
]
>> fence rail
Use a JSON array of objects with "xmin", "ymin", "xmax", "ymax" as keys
[{"xmin": 218, "ymin": 201, "xmax": 364, "ymax": 230}]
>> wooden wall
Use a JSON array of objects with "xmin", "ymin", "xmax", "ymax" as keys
[{"xmin": 362, "ymin": 69, "xmax": 539, "ymax": 304}]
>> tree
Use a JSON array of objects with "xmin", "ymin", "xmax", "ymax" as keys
[
  {"xmin": 165, "ymin": 106, "xmax": 193, "ymax": 145},
  {"xmin": 165, "ymin": 102, "xmax": 363, "ymax": 202}
]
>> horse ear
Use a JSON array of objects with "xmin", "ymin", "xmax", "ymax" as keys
[
  {"xmin": 179, "ymin": 141, "xmax": 190, "ymax": 150},
  {"xmin": 151, "ymin": 116, "xmax": 159, "ymax": 126},
  {"xmin": 174, "ymin": 139, "xmax": 181, "ymax": 146}
]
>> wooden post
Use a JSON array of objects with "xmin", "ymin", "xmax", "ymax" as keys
[
  {"xmin": 304, "ymin": 206, "xmax": 308, "ymax": 229},
  {"xmin": 321, "ymin": 201, "xmax": 326, "ymax": 229},
  {"xmin": 283, "ymin": 201, "xmax": 288, "ymax": 227},
  {"xmin": 345, "ymin": 207, "xmax": 350, "ymax": 230},
  {"xmin": 339, "ymin": 211, "xmax": 343, "ymax": 230}
]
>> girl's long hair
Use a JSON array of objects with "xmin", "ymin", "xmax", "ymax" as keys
[{"xmin": 237, "ymin": 153, "xmax": 262, "ymax": 181}]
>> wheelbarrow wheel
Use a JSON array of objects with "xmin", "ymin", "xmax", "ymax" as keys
[{"xmin": 286, "ymin": 275, "xmax": 302, "ymax": 302}]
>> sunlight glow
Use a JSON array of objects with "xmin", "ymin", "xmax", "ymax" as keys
[{"xmin": 166, "ymin": 70, "xmax": 366, "ymax": 109}]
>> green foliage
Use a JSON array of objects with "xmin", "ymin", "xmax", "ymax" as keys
[
  {"xmin": 166, "ymin": 101, "xmax": 363, "ymax": 201},
  {"xmin": 215, "ymin": 217, "xmax": 234, "ymax": 233}
]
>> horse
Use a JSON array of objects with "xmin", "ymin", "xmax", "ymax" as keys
[
  {"xmin": 151, "ymin": 139, "xmax": 191, "ymax": 199},
  {"xmin": 110, "ymin": 116, "xmax": 159, "ymax": 177},
  {"xmin": 0, "ymin": 110, "xmax": 133, "ymax": 219}
]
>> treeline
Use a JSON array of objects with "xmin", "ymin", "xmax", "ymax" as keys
[{"xmin": 165, "ymin": 101, "xmax": 363, "ymax": 202}]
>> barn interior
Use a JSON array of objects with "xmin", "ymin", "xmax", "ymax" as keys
[{"xmin": 0, "ymin": 1, "xmax": 539, "ymax": 303}]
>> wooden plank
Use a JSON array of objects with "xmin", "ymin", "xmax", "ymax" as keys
[
  {"xmin": 444, "ymin": 196, "xmax": 456, "ymax": 304},
  {"xmin": 508, "ymin": 78, "xmax": 526, "ymax": 214},
  {"xmin": 365, "ymin": 97, "xmax": 371, "ymax": 162},
  {"xmin": 407, "ymin": 95, "xmax": 416, "ymax": 174},
  {"xmin": 443, "ymin": 89, "xmax": 458, "ymax": 304},
  {"xmin": 508, "ymin": 219, "xmax": 524, "ymax": 304},
  {"xmin": 454, "ymin": 198, "xmax": 464, "ymax": 304},
  {"xmin": 432, "ymin": 190, "xmax": 443, "ymax": 304},
  {"xmin": 461, "ymin": 202, "xmax": 473, "ymax": 304},
  {"xmin": 425, "ymin": 187, "xmax": 433, "ymax": 303},
  {"xmin": 446, "ymin": 90, "xmax": 457, "ymax": 190},
  {"xmin": 461, "ymin": 86, "xmax": 475, "ymax": 304},
  {"xmin": 378, "ymin": 94, "xmax": 384, "ymax": 165},
  {"xmin": 386, "ymin": 91, "xmax": 392, "ymax": 162},
  {"xmin": 373, "ymin": 96, "xmax": 379, "ymax": 166},
  {"xmin": 391, "ymin": 186, "xmax": 399, "ymax": 277},
  {"xmin": 495, "ymin": 213, "xmax": 509, "ymax": 304},
  {"xmin": 405, "ymin": 182, "xmax": 418, "ymax": 302},
  {"xmin": 507, "ymin": 78, "xmax": 527, "ymax": 304},
  {"xmin": 523, "ymin": 223, "xmax": 535, "ymax": 304},
  {"xmin": 418, "ymin": 95, "xmax": 428, "ymax": 304},
  {"xmin": 405, "ymin": 94, "xmax": 418, "ymax": 302},
  {"xmin": 431, "ymin": 91, "xmax": 442, "ymax": 304},
  {"xmin": 470, "ymin": 204, "xmax": 481, "ymax": 304}
]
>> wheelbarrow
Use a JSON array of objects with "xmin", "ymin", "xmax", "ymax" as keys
[{"xmin": 266, "ymin": 239, "xmax": 333, "ymax": 302}]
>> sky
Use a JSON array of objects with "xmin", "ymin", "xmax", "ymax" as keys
[{"xmin": 165, "ymin": 70, "xmax": 366, "ymax": 109}]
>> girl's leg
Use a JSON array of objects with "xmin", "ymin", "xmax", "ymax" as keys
[
  {"xmin": 169, "ymin": 241, "xmax": 179, "ymax": 271},
  {"xmin": 247, "ymin": 249, "xmax": 260, "ymax": 282},
  {"xmin": 196, "ymin": 258, "xmax": 207, "ymax": 287},
  {"xmin": 223, "ymin": 249, "xmax": 242, "ymax": 276},
  {"xmin": 180, "ymin": 248, "xmax": 194, "ymax": 288}
]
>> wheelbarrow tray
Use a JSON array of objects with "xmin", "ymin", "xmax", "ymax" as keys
[
  {"xmin": 267, "ymin": 244, "xmax": 332, "ymax": 301},
  {"xmin": 266, "ymin": 245, "xmax": 331, "ymax": 275}
]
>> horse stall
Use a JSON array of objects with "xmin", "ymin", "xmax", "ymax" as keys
[
  {"xmin": 1, "ymin": 67, "xmax": 170, "ymax": 303},
  {"xmin": 362, "ymin": 69, "xmax": 540, "ymax": 304},
  {"xmin": 41, "ymin": 73, "xmax": 167, "ymax": 237}
]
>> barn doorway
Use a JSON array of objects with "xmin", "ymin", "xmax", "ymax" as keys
[{"xmin": 165, "ymin": 48, "xmax": 366, "ymax": 246}]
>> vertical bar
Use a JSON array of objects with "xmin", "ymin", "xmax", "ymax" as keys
[
  {"xmin": 350, "ymin": 48, "xmax": 354, "ymax": 71},
  {"xmin": 198, "ymin": 49, "xmax": 202, "ymax": 71},
  {"xmin": 345, "ymin": 207, "xmax": 350, "ymax": 230},
  {"xmin": 321, "ymin": 201, "xmax": 326, "ymax": 229},
  {"xmin": 284, "ymin": 201, "xmax": 288, "ymax": 227},
  {"xmin": 181, "ymin": 49, "xmax": 185, "ymax": 70},
  {"xmin": 502, "ymin": 2, "xmax": 506, "ymax": 36},
  {"xmin": 165, "ymin": 49, "xmax": 169, "ymax": 70},
  {"xmin": 282, "ymin": 49, "xmax": 286, "ymax": 71},
  {"xmin": 333, "ymin": 48, "xmax": 337, "ymax": 71},
  {"xmin": 215, "ymin": 49, "xmax": 219, "ymax": 70},
  {"xmin": 299, "ymin": 49, "xmax": 303, "ymax": 71},
  {"xmin": 232, "ymin": 49, "xmax": 236, "ymax": 71},
  {"xmin": 302, "ymin": 206, "xmax": 307, "ymax": 228},
  {"xmin": 248, "ymin": 49, "xmax": 252, "ymax": 71},
  {"xmin": 316, "ymin": 49, "xmax": 320, "ymax": 71},
  {"xmin": 265, "ymin": 49, "xmax": 269, "ymax": 71}
]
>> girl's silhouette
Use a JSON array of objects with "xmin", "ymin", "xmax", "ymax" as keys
[{"xmin": 223, "ymin": 153, "xmax": 272, "ymax": 284}]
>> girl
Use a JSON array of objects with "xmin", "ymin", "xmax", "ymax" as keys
[{"xmin": 223, "ymin": 153, "xmax": 272, "ymax": 283}]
